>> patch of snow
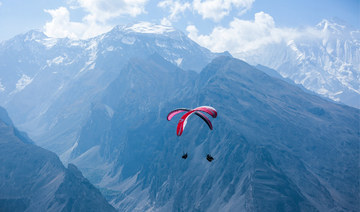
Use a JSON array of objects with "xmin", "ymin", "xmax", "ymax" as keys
[
  {"xmin": 287, "ymin": 40, "xmax": 305, "ymax": 61},
  {"xmin": 70, "ymin": 41, "xmax": 84, "ymax": 47},
  {"xmin": 173, "ymin": 44, "xmax": 187, "ymax": 50},
  {"xmin": 15, "ymin": 74, "xmax": 33, "ymax": 92},
  {"xmin": 88, "ymin": 63, "xmax": 95, "ymax": 70},
  {"xmin": 122, "ymin": 36, "xmax": 136, "ymax": 45},
  {"xmin": 79, "ymin": 67, "xmax": 86, "ymax": 73},
  {"xmin": 107, "ymin": 46, "xmax": 114, "ymax": 51},
  {"xmin": 87, "ymin": 40, "xmax": 98, "ymax": 58},
  {"xmin": 65, "ymin": 59, "xmax": 76, "ymax": 66},
  {"xmin": 79, "ymin": 40, "xmax": 98, "ymax": 73},
  {"xmin": 41, "ymin": 38, "xmax": 58, "ymax": 49},
  {"xmin": 155, "ymin": 40, "xmax": 167, "ymax": 48},
  {"xmin": 47, "ymin": 56, "xmax": 65, "ymax": 66},
  {"xmin": 175, "ymin": 58, "xmax": 183, "ymax": 66},
  {"xmin": 317, "ymin": 87, "xmax": 329, "ymax": 95},
  {"xmin": 58, "ymin": 83, "xmax": 65, "ymax": 91},
  {"xmin": 127, "ymin": 22, "xmax": 175, "ymax": 34},
  {"xmin": 347, "ymin": 86, "xmax": 360, "ymax": 95}
]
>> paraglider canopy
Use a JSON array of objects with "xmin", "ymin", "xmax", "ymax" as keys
[
  {"xmin": 167, "ymin": 106, "xmax": 217, "ymax": 136},
  {"xmin": 167, "ymin": 106, "xmax": 217, "ymax": 162}
]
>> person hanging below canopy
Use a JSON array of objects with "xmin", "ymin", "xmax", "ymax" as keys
[
  {"xmin": 182, "ymin": 153, "xmax": 188, "ymax": 159},
  {"xmin": 167, "ymin": 106, "xmax": 217, "ymax": 162},
  {"xmin": 206, "ymin": 154, "xmax": 214, "ymax": 162}
]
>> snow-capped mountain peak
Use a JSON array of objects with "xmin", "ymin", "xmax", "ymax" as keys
[
  {"xmin": 23, "ymin": 29, "xmax": 47, "ymax": 42},
  {"xmin": 238, "ymin": 19, "xmax": 360, "ymax": 108},
  {"xmin": 317, "ymin": 19, "xmax": 347, "ymax": 34},
  {"xmin": 0, "ymin": 23, "xmax": 223, "ymax": 155}
]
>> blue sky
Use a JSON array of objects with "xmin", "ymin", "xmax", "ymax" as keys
[{"xmin": 0, "ymin": 0, "xmax": 358, "ymax": 45}]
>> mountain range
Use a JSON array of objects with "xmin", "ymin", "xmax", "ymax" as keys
[
  {"xmin": 68, "ymin": 55, "xmax": 359, "ymax": 211},
  {"xmin": 0, "ymin": 22, "xmax": 226, "ymax": 156},
  {"xmin": 0, "ymin": 22, "xmax": 359, "ymax": 211},
  {"xmin": 237, "ymin": 19, "xmax": 360, "ymax": 109}
]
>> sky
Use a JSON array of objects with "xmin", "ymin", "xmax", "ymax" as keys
[{"xmin": 0, "ymin": 0, "xmax": 359, "ymax": 53}]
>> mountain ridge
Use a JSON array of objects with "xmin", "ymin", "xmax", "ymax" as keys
[
  {"xmin": 69, "ymin": 55, "xmax": 359, "ymax": 211},
  {"xmin": 0, "ymin": 21, "xmax": 358, "ymax": 211},
  {"xmin": 0, "ymin": 22, "xmax": 224, "ymax": 156}
]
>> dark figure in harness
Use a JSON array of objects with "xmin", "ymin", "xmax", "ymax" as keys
[
  {"xmin": 182, "ymin": 153, "xmax": 188, "ymax": 159},
  {"xmin": 206, "ymin": 154, "xmax": 214, "ymax": 162}
]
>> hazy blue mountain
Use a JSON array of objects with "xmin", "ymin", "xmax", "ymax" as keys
[
  {"xmin": 255, "ymin": 64, "xmax": 329, "ymax": 98},
  {"xmin": 0, "ymin": 23, "xmax": 225, "ymax": 155},
  {"xmin": 0, "ymin": 21, "xmax": 358, "ymax": 212},
  {"xmin": 70, "ymin": 56, "xmax": 359, "ymax": 211},
  {"xmin": 0, "ymin": 107, "xmax": 115, "ymax": 212},
  {"xmin": 238, "ymin": 19, "xmax": 360, "ymax": 109}
]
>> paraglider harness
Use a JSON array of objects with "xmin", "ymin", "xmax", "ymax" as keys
[
  {"xmin": 167, "ymin": 106, "xmax": 217, "ymax": 162},
  {"xmin": 206, "ymin": 154, "xmax": 214, "ymax": 162},
  {"xmin": 182, "ymin": 153, "xmax": 188, "ymax": 159},
  {"xmin": 181, "ymin": 153, "xmax": 214, "ymax": 162}
]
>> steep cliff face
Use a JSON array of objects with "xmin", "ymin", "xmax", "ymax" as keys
[
  {"xmin": 71, "ymin": 56, "xmax": 359, "ymax": 211},
  {"xmin": 0, "ymin": 107, "xmax": 115, "ymax": 212}
]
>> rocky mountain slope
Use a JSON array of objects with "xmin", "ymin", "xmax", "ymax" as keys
[
  {"xmin": 0, "ymin": 22, "xmax": 224, "ymax": 155},
  {"xmin": 70, "ymin": 56, "xmax": 359, "ymax": 211},
  {"xmin": 0, "ymin": 107, "xmax": 115, "ymax": 212},
  {"xmin": 0, "ymin": 22, "xmax": 358, "ymax": 211}
]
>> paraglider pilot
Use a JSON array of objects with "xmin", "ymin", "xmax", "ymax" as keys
[
  {"xmin": 167, "ymin": 106, "xmax": 218, "ymax": 162},
  {"xmin": 206, "ymin": 154, "xmax": 214, "ymax": 162},
  {"xmin": 182, "ymin": 153, "xmax": 188, "ymax": 159}
]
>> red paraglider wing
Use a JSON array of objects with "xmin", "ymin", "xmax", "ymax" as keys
[
  {"xmin": 176, "ymin": 110, "xmax": 213, "ymax": 136},
  {"xmin": 193, "ymin": 106, "xmax": 217, "ymax": 118},
  {"xmin": 167, "ymin": 106, "xmax": 217, "ymax": 136},
  {"xmin": 167, "ymin": 108, "xmax": 190, "ymax": 121},
  {"xmin": 176, "ymin": 110, "xmax": 194, "ymax": 136},
  {"xmin": 167, "ymin": 106, "xmax": 217, "ymax": 121}
]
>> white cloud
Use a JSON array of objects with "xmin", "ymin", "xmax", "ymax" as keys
[
  {"xmin": 44, "ymin": 0, "xmax": 148, "ymax": 39},
  {"xmin": 193, "ymin": 0, "xmax": 254, "ymax": 22},
  {"xmin": 44, "ymin": 7, "xmax": 112, "ymax": 39},
  {"xmin": 158, "ymin": 0, "xmax": 191, "ymax": 21},
  {"xmin": 160, "ymin": 17, "xmax": 172, "ymax": 26},
  {"xmin": 76, "ymin": 0, "xmax": 148, "ymax": 23},
  {"xmin": 158, "ymin": 0, "xmax": 254, "ymax": 25},
  {"xmin": 187, "ymin": 12, "xmax": 300, "ymax": 55},
  {"xmin": 0, "ymin": 2, "xmax": 2, "ymax": 7}
]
